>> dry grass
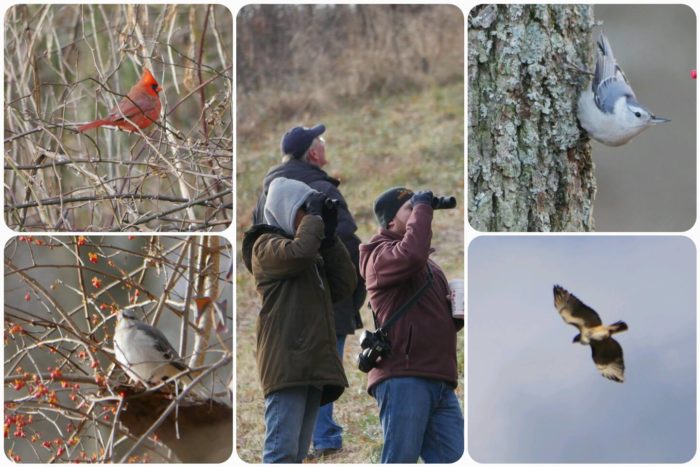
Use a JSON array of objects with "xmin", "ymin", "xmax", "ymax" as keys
[
  {"xmin": 236, "ymin": 81, "xmax": 464, "ymax": 463},
  {"xmin": 4, "ymin": 4, "xmax": 233, "ymax": 231},
  {"xmin": 236, "ymin": 4, "xmax": 464, "ymax": 139},
  {"xmin": 236, "ymin": 6, "xmax": 463, "ymax": 461}
]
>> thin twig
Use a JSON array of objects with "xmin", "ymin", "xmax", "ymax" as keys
[
  {"xmin": 109, "ymin": 188, "xmax": 232, "ymax": 231},
  {"xmin": 6, "ymin": 193, "xmax": 191, "ymax": 210},
  {"xmin": 197, "ymin": 5, "xmax": 211, "ymax": 138}
]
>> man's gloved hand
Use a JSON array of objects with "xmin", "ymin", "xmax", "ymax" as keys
[
  {"xmin": 304, "ymin": 192, "xmax": 326, "ymax": 217},
  {"xmin": 410, "ymin": 190, "xmax": 433, "ymax": 207},
  {"xmin": 321, "ymin": 199, "xmax": 339, "ymax": 248}
]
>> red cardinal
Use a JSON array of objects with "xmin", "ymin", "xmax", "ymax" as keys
[{"xmin": 78, "ymin": 68, "xmax": 162, "ymax": 133}]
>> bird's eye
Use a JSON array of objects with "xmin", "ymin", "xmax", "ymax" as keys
[
  {"xmin": 151, "ymin": 84, "xmax": 158, "ymax": 91},
  {"xmin": 634, "ymin": 112, "xmax": 641, "ymax": 118}
]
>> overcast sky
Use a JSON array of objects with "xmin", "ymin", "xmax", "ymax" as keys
[
  {"xmin": 587, "ymin": 4, "xmax": 696, "ymax": 231},
  {"xmin": 468, "ymin": 236, "xmax": 696, "ymax": 463}
]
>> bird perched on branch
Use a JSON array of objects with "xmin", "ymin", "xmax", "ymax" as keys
[
  {"xmin": 78, "ymin": 68, "xmax": 162, "ymax": 133},
  {"xmin": 553, "ymin": 285, "xmax": 628, "ymax": 383},
  {"xmin": 113, "ymin": 309, "xmax": 207, "ymax": 397},
  {"xmin": 577, "ymin": 32, "xmax": 669, "ymax": 146}
]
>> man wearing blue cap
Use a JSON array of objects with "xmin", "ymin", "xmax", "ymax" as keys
[{"xmin": 253, "ymin": 124, "xmax": 366, "ymax": 458}]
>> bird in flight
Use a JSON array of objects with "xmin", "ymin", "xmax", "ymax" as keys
[{"xmin": 553, "ymin": 285, "xmax": 628, "ymax": 383}]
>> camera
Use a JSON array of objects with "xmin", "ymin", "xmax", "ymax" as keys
[
  {"xmin": 431, "ymin": 196, "xmax": 457, "ymax": 210},
  {"xmin": 357, "ymin": 329, "xmax": 391, "ymax": 373}
]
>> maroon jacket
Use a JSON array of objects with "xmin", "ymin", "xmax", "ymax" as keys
[{"xmin": 359, "ymin": 203, "xmax": 462, "ymax": 394}]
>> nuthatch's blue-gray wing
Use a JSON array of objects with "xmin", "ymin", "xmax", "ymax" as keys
[{"xmin": 592, "ymin": 32, "xmax": 637, "ymax": 114}]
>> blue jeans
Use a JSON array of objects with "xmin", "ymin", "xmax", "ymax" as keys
[
  {"xmin": 263, "ymin": 385, "xmax": 322, "ymax": 463},
  {"xmin": 373, "ymin": 376, "xmax": 464, "ymax": 463},
  {"xmin": 312, "ymin": 334, "xmax": 346, "ymax": 450}
]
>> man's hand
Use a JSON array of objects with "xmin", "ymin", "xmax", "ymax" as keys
[
  {"xmin": 410, "ymin": 190, "xmax": 433, "ymax": 207},
  {"xmin": 304, "ymin": 192, "xmax": 326, "ymax": 216}
]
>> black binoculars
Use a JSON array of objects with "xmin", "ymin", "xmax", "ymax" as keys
[
  {"xmin": 431, "ymin": 196, "xmax": 457, "ymax": 210},
  {"xmin": 324, "ymin": 198, "xmax": 340, "ymax": 209}
]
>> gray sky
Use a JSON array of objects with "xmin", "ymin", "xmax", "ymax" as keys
[{"xmin": 468, "ymin": 236, "xmax": 696, "ymax": 463}]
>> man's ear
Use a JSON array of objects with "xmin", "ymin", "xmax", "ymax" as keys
[{"xmin": 307, "ymin": 146, "xmax": 318, "ymax": 164}]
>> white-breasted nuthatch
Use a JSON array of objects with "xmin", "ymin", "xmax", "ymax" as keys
[
  {"xmin": 114, "ymin": 309, "xmax": 207, "ymax": 397},
  {"xmin": 577, "ymin": 32, "xmax": 670, "ymax": 146}
]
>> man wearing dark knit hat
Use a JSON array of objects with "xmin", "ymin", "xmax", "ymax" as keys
[
  {"xmin": 359, "ymin": 186, "xmax": 464, "ymax": 463},
  {"xmin": 253, "ymin": 124, "xmax": 366, "ymax": 458}
]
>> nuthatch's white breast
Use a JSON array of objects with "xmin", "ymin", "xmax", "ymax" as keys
[{"xmin": 577, "ymin": 32, "xmax": 670, "ymax": 147}]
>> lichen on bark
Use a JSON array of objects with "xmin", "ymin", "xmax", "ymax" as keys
[{"xmin": 468, "ymin": 4, "xmax": 597, "ymax": 232}]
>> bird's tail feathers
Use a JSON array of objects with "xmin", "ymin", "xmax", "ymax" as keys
[
  {"xmin": 171, "ymin": 372, "xmax": 211, "ymax": 400},
  {"xmin": 607, "ymin": 320, "xmax": 628, "ymax": 335},
  {"xmin": 157, "ymin": 364, "xmax": 211, "ymax": 399},
  {"xmin": 597, "ymin": 32, "xmax": 614, "ymax": 59}
]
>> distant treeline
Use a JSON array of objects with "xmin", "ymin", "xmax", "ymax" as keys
[{"xmin": 236, "ymin": 4, "xmax": 463, "ymax": 135}]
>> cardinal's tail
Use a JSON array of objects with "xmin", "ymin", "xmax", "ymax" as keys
[{"xmin": 77, "ymin": 119, "xmax": 109, "ymax": 132}]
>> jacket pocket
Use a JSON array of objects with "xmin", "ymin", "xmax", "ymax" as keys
[
  {"xmin": 404, "ymin": 324, "xmax": 413, "ymax": 358},
  {"xmin": 285, "ymin": 309, "xmax": 306, "ymax": 351}
]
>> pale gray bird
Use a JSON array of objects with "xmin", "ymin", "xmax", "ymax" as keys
[
  {"xmin": 577, "ymin": 32, "xmax": 670, "ymax": 146},
  {"xmin": 553, "ymin": 285, "xmax": 628, "ymax": 383},
  {"xmin": 113, "ymin": 309, "xmax": 205, "ymax": 395}
]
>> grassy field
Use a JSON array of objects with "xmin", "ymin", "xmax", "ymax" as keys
[{"xmin": 235, "ymin": 81, "xmax": 464, "ymax": 463}]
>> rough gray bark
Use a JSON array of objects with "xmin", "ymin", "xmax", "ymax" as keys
[{"xmin": 468, "ymin": 5, "xmax": 596, "ymax": 232}]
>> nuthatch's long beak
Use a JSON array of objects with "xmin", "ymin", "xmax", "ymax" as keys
[{"xmin": 651, "ymin": 115, "xmax": 671, "ymax": 124}]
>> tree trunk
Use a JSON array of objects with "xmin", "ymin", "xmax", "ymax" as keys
[{"xmin": 468, "ymin": 4, "xmax": 596, "ymax": 232}]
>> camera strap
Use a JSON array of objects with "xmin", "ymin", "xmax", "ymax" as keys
[{"xmin": 376, "ymin": 266, "xmax": 434, "ymax": 335}]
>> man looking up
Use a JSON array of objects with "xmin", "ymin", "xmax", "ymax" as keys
[
  {"xmin": 358, "ymin": 186, "xmax": 464, "ymax": 463},
  {"xmin": 243, "ymin": 177, "xmax": 356, "ymax": 463},
  {"xmin": 253, "ymin": 124, "xmax": 366, "ymax": 457}
]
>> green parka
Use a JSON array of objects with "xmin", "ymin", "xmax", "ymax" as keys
[{"xmin": 242, "ymin": 215, "xmax": 355, "ymax": 405}]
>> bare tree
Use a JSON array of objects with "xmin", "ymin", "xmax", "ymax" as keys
[
  {"xmin": 4, "ymin": 5, "xmax": 233, "ymax": 232},
  {"xmin": 468, "ymin": 4, "xmax": 596, "ymax": 232},
  {"xmin": 4, "ymin": 236, "xmax": 232, "ymax": 463}
]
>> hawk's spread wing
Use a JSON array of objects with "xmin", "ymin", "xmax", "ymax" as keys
[
  {"xmin": 590, "ymin": 337, "xmax": 625, "ymax": 383},
  {"xmin": 553, "ymin": 285, "xmax": 603, "ymax": 331}
]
